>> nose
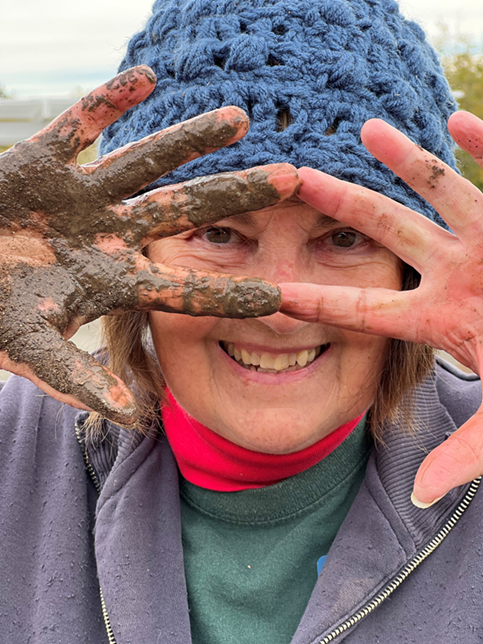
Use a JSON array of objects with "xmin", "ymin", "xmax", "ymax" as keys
[
  {"xmin": 250, "ymin": 311, "xmax": 312, "ymax": 336},
  {"xmin": 250, "ymin": 249, "xmax": 313, "ymax": 335},
  {"xmin": 261, "ymin": 258, "xmax": 299, "ymax": 284}
]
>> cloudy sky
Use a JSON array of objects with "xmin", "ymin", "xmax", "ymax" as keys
[{"xmin": 1, "ymin": 0, "xmax": 482, "ymax": 98}]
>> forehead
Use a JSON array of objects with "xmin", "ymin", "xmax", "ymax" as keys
[{"xmin": 224, "ymin": 196, "xmax": 337, "ymax": 230}]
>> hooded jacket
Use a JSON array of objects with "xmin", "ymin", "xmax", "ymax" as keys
[{"xmin": 0, "ymin": 359, "xmax": 481, "ymax": 644}]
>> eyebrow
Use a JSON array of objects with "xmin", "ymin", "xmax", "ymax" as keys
[
  {"xmin": 314, "ymin": 213, "xmax": 338, "ymax": 229},
  {"xmin": 223, "ymin": 212, "xmax": 256, "ymax": 226}
]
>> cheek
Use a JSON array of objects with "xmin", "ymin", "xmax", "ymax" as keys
[
  {"xmin": 337, "ymin": 330, "xmax": 389, "ymax": 400},
  {"xmin": 366, "ymin": 251, "xmax": 403, "ymax": 290},
  {"xmin": 342, "ymin": 331, "xmax": 389, "ymax": 362},
  {"xmin": 149, "ymin": 311, "xmax": 222, "ymax": 423},
  {"xmin": 147, "ymin": 238, "xmax": 248, "ymax": 274},
  {"xmin": 148, "ymin": 239, "xmax": 194, "ymax": 267},
  {"xmin": 325, "ymin": 261, "xmax": 402, "ymax": 291},
  {"xmin": 149, "ymin": 311, "xmax": 218, "ymax": 366},
  {"xmin": 310, "ymin": 247, "xmax": 403, "ymax": 291}
]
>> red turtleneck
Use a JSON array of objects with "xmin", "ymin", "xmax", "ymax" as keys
[{"xmin": 161, "ymin": 390, "xmax": 364, "ymax": 491}]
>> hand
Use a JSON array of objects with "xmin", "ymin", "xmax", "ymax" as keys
[
  {"xmin": 280, "ymin": 112, "xmax": 483, "ymax": 505},
  {"xmin": 0, "ymin": 65, "xmax": 299, "ymax": 425}
]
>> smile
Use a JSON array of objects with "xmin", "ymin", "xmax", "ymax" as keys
[{"xmin": 220, "ymin": 342, "xmax": 330, "ymax": 374}]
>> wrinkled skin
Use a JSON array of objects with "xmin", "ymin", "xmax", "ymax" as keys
[
  {"xmin": 281, "ymin": 112, "xmax": 483, "ymax": 505},
  {"xmin": 0, "ymin": 65, "xmax": 299, "ymax": 424}
]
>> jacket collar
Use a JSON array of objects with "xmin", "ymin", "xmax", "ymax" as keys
[
  {"xmin": 78, "ymin": 363, "xmax": 479, "ymax": 644},
  {"xmin": 94, "ymin": 426, "xmax": 193, "ymax": 644},
  {"xmin": 292, "ymin": 369, "xmax": 474, "ymax": 643}
]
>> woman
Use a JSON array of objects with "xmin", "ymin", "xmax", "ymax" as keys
[{"xmin": 1, "ymin": 0, "xmax": 483, "ymax": 642}]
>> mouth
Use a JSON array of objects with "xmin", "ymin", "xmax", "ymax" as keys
[{"xmin": 220, "ymin": 341, "xmax": 330, "ymax": 374}]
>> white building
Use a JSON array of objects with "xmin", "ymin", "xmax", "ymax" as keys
[{"xmin": 0, "ymin": 98, "xmax": 74, "ymax": 147}]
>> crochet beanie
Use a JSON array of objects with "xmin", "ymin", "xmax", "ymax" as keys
[{"xmin": 101, "ymin": 0, "xmax": 457, "ymax": 226}]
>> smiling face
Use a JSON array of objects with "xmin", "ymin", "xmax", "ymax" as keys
[{"xmin": 147, "ymin": 198, "xmax": 402, "ymax": 454}]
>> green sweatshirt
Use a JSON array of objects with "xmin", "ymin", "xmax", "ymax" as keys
[{"xmin": 179, "ymin": 417, "xmax": 372, "ymax": 644}]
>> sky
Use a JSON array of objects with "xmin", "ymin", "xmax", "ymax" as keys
[{"xmin": 1, "ymin": 0, "xmax": 483, "ymax": 98}]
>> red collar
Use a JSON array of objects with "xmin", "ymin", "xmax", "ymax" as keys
[{"xmin": 161, "ymin": 390, "xmax": 364, "ymax": 491}]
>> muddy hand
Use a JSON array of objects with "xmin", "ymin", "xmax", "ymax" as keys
[
  {"xmin": 280, "ymin": 113, "xmax": 483, "ymax": 505},
  {"xmin": 0, "ymin": 65, "xmax": 299, "ymax": 424}
]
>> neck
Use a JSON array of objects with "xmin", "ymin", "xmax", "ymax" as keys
[{"xmin": 161, "ymin": 390, "xmax": 365, "ymax": 491}]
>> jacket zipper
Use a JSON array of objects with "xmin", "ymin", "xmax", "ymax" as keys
[
  {"xmin": 318, "ymin": 476, "xmax": 482, "ymax": 643},
  {"xmin": 75, "ymin": 421, "xmax": 117, "ymax": 644},
  {"xmin": 74, "ymin": 418, "xmax": 481, "ymax": 644}
]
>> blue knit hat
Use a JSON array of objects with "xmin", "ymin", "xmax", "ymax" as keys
[{"xmin": 101, "ymin": 0, "xmax": 457, "ymax": 227}]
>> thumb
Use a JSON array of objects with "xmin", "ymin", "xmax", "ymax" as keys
[
  {"xmin": 412, "ymin": 408, "xmax": 483, "ymax": 507},
  {"xmin": 4, "ymin": 326, "xmax": 139, "ymax": 425}
]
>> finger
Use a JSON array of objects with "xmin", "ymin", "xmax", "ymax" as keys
[
  {"xmin": 117, "ymin": 163, "xmax": 299, "ymax": 246},
  {"xmin": 111, "ymin": 256, "xmax": 281, "ymax": 318},
  {"xmin": 280, "ymin": 282, "xmax": 419, "ymax": 341},
  {"xmin": 448, "ymin": 111, "xmax": 483, "ymax": 168},
  {"xmin": 0, "ymin": 353, "xmax": 94, "ymax": 413},
  {"xmin": 412, "ymin": 406, "xmax": 483, "ymax": 505},
  {"xmin": 5, "ymin": 326, "xmax": 139, "ymax": 425},
  {"xmin": 37, "ymin": 66, "xmax": 157, "ymax": 160},
  {"xmin": 298, "ymin": 167, "xmax": 450, "ymax": 272},
  {"xmin": 89, "ymin": 107, "xmax": 250, "ymax": 201},
  {"xmin": 361, "ymin": 118, "xmax": 483, "ymax": 243}
]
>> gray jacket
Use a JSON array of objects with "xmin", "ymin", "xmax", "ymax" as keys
[{"xmin": 0, "ymin": 360, "xmax": 481, "ymax": 644}]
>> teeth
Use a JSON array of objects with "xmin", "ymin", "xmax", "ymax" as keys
[
  {"xmin": 296, "ymin": 350, "xmax": 308, "ymax": 367},
  {"xmin": 250, "ymin": 352, "xmax": 261, "ymax": 366},
  {"xmin": 260, "ymin": 354, "xmax": 275, "ymax": 369},
  {"xmin": 274, "ymin": 354, "xmax": 289, "ymax": 371},
  {"xmin": 222, "ymin": 342, "xmax": 326, "ymax": 374}
]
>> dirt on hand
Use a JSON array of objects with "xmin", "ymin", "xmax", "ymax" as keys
[{"xmin": 0, "ymin": 65, "xmax": 300, "ymax": 424}]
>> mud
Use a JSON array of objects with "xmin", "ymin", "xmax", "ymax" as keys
[
  {"xmin": 0, "ymin": 112, "xmax": 245, "ymax": 249},
  {"xmin": 0, "ymin": 69, "xmax": 291, "ymax": 421},
  {"xmin": 0, "ymin": 252, "xmax": 143, "ymax": 420},
  {"xmin": 93, "ymin": 111, "xmax": 245, "ymax": 203},
  {"xmin": 86, "ymin": 67, "xmax": 156, "ymax": 113},
  {"xmin": 180, "ymin": 168, "xmax": 281, "ymax": 227},
  {"xmin": 135, "ymin": 167, "xmax": 284, "ymax": 244},
  {"xmin": 176, "ymin": 272, "xmax": 282, "ymax": 318},
  {"xmin": 0, "ymin": 238, "xmax": 281, "ymax": 419},
  {"xmin": 105, "ymin": 66, "xmax": 156, "ymax": 91},
  {"xmin": 81, "ymin": 94, "xmax": 117, "ymax": 114},
  {"xmin": 426, "ymin": 160, "xmax": 445, "ymax": 189}
]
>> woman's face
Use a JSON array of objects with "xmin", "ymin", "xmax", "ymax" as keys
[{"xmin": 148, "ymin": 198, "xmax": 402, "ymax": 454}]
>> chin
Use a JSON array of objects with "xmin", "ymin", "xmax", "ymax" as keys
[{"xmin": 220, "ymin": 412, "xmax": 331, "ymax": 455}]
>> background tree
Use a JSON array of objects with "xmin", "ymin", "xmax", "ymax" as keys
[{"xmin": 436, "ymin": 26, "xmax": 483, "ymax": 191}]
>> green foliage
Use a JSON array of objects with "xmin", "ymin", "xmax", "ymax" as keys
[
  {"xmin": 437, "ymin": 28, "xmax": 483, "ymax": 191},
  {"xmin": 77, "ymin": 141, "xmax": 99, "ymax": 165}
]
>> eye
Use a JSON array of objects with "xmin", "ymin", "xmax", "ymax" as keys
[
  {"xmin": 201, "ymin": 226, "xmax": 242, "ymax": 245},
  {"xmin": 330, "ymin": 230, "xmax": 360, "ymax": 248},
  {"xmin": 312, "ymin": 228, "xmax": 371, "ymax": 259}
]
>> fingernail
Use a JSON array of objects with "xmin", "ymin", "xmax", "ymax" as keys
[
  {"xmin": 411, "ymin": 492, "xmax": 445, "ymax": 509},
  {"xmin": 263, "ymin": 163, "xmax": 300, "ymax": 199}
]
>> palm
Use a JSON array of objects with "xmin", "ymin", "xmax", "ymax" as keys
[
  {"xmin": 0, "ymin": 66, "xmax": 298, "ymax": 424},
  {"xmin": 411, "ymin": 241, "xmax": 483, "ymax": 370},
  {"xmin": 281, "ymin": 112, "xmax": 483, "ymax": 503}
]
